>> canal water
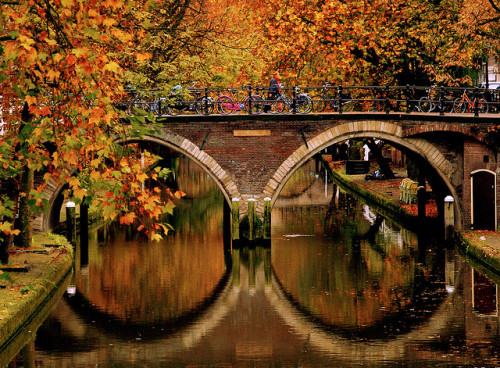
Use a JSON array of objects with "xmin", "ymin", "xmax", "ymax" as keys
[{"xmin": 8, "ymin": 157, "xmax": 500, "ymax": 367}]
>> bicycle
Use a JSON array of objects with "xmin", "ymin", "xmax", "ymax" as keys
[
  {"xmin": 417, "ymin": 86, "xmax": 453, "ymax": 113},
  {"xmin": 215, "ymin": 86, "xmax": 265, "ymax": 115},
  {"xmin": 266, "ymin": 85, "xmax": 312, "ymax": 114},
  {"xmin": 452, "ymin": 89, "xmax": 489, "ymax": 114},
  {"xmin": 311, "ymin": 83, "xmax": 353, "ymax": 112},
  {"xmin": 166, "ymin": 83, "xmax": 214, "ymax": 115},
  {"xmin": 418, "ymin": 87, "xmax": 438, "ymax": 113}
]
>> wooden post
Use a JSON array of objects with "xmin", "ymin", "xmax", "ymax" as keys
[
  {"xmin": 263, "ymin": 197, "xmax": 271, "ymax": 239},
  {"xmin": 417, "ymin": 185, "xmax": 426, "ymax": 223},
  {"xmin": 232, "ymin": 247, "xmax": 240, "ymax": 287},
  {"xmin": 80, "ymin": 201, "xmax": 89, "ymax": 244},
  {"xmin": 66, "ymin": 201, "xmax": 76, "ymax": 245},
  {"xmin": 248, "ymin": 198, "xmax": 256, "ymax": 241},
  {"xmin": 444, "ymin": 195, "xmax": 455, "ymax": 240},
  {"xmin": 232, "ymin": 198, "xmax": 240, "ymax": 241}
]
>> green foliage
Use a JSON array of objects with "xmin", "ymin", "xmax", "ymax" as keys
[{"xmin": 0, "ymin": 271, "xmax": 14, "ymax": 284}]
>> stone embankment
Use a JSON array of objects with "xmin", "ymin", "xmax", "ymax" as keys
[
  {"xmin": 0, "ymin": 233, "xmax": 73, "ymax": 366},
  {"xmin": 323, "ymin": 156, "xmax": 500, "ymax": 274}
]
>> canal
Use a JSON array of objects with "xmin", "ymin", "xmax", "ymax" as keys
[{"xmin": 7, "ymin": 156, "xmax": 500, "ymax": 367}]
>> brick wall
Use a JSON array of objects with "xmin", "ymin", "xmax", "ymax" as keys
[{"xmin": 463, "ymin": 140, "xmax": 498, "ymax": 229}]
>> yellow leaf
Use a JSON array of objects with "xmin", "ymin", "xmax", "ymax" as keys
[
  {"xmin": 151, "ymin": 232, "xmax": 163, "ymax": 242},
  {"xmin": 73, "ymin": 188, "xmax": 87, "ymax": 200},
  {"xmin": 174, "ymin": 191, "xmax": 185, "ymax": 199},
  {"xmin": 47, "ymin": 69, "xmax": 60, "ymax": 81},
  {"xmin": 137, "ymin": 172, "xmax": 148, "ymax": 182},
  {"xmin": 25, "ymin": 95, "xmax": 37, "ymax": 106},
  {"xmin": 135, "ymin": 53, "xmax": 152, "ymax": 62},
  {"xmin": 90, "ymin": 171, "xmax": 101, "ymax": 181},
  {"xmin": 104, "ymin": 61, "xmax": 120, "ymax": 73},
  {"xmin": 68, "ymin": 177, "xmax": 80, "ymax": 188}
]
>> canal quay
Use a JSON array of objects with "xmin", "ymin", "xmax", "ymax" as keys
[
  {"xmin": 322, "ymin": 156, "xmax": 500, "ymax": 275},
  {"xmin": 0, "ymin": 233, "xmax": 73, "ymax": 367},
  {"xmin": 3, "ymin": 156, "xmax": 500, "ymax": 367}
]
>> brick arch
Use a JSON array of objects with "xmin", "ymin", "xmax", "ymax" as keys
[
  {"xmin": 119, "ymin": 133, "xmax": 241, "ymax": 209},
  {"xmin": 404, "ymin": 123, "xmax": 480, "ymax": 139},
  {"xmin": 265, "ymin": 121, "xmax": 463, "ymax": 229},
  {"xmin": 35, "ymin": 132, "xmax": 240, "ymax": 233}
]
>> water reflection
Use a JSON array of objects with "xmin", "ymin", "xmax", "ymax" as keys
[
  {"xmin": 272, "ymin": 193, "xmax": 446, "ymax": 339},
  {"xmin": 7, "ymin": 158, "xmax": 500, "ymax": 367}
]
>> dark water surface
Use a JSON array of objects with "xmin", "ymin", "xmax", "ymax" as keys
[{"xmin": 8, "ymin": 158, "xmax": 500, "ymax": 367}]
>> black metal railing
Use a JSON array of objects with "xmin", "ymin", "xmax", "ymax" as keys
[{"xmin": 118, "ymin": 85, "xmax": 500, "ymax": 117}]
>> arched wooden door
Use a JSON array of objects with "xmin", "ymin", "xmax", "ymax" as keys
[{"xmin": 471, "ymin": 170, "xmax": 497, "ymax": 230}]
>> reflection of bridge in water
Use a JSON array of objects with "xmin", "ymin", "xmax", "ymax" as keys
[{"xmin": 34, "ymin": 242, "xmax": 491, "ymax": 366}]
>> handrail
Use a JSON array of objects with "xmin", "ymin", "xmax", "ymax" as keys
[{"xmin": 119, "ymin": 85, "xmax": 500, "ymax": 117}]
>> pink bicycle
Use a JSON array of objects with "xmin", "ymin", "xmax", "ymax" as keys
[{"xmin": 215, "ymin": 86, "xmax": 265, "ymax": 114}]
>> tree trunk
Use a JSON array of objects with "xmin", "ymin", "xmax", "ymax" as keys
[
  {"xmin": 16, "ymin": 165, "xmax": 34, "ymax": 248},
  {"xmin": 0, "ymin": 234, "xmax": 10, "ymax": 264},
  {"xmin": 365, "ymin": 139, "xmax": 395, "ymax": 179}
]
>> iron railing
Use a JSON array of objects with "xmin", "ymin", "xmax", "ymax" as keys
[{"xmin": 118, "ymin": 85, "xmax": 500, "ymax": 117}]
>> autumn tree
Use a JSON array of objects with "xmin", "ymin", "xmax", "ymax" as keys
[
  {"xmin": 0, "ymin": 0, "xmax": 183, "ymax": 261},
  {"xmin": 251, "ymin": 0, "xmax": 494, "ymax": 86},
  {"xmin": 125, "ymin": 0, "xmax": 267, "ymax": 90}
]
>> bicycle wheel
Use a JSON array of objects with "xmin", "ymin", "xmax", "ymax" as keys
[
  {"xmin": 419, "ymin": 97, "xmax": 434, "ymax": 113},
  {"xmin": 311, "ymin": 95, "xmax": 326, "ymax": 112},
  {"xmin": 453, "ymin": 98, "xmax": 465, "ymax": 113},
  {"xmin": 155, "ymin": 98, "xmax": 170, "ymax": 116},
  {"xmin": 340, "ymin": 100, "xmax": 354, "ymax": 112},
  {"xmin": 169, "ymin": 97, "xmax": 185, "ymax": 115},
  {"xmin": 278, "ymin": 95, "xmax": 292, "ymax": 113},
  {"xmin": 296, "ymin": 94, "xmax": 312, "ymax": 113},
  {"xmin": 194, "ymin": 97, "xmax": 214, "ymax": 115},
  {"xmin": 478, "ymin": 98, "xmax": 489, "ymax": 114},
  {"xmin": 244, "ymin": 95, "xmax": 265, "ymax": 114},
  {"xmin": 216, "ymin": 95, "xmax": 235, "ymax": 115}
]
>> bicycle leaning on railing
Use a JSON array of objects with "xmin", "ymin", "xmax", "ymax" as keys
[
  {"xmin": 215, "ymin": 85, "xmax": 265, "ymax": 115},
  {"xmin": 452, "ymin": 88, "xmax": 489, "ymax": 114},
  {"xmin": 265, "ymin": 85, "xmax": 312, "ymax": 114},
  {"xmin": 311, "ymin": 83, "xmax": 353, "ymax": 113},
  {"xmin": 118, "ymin": 84, "xmax": 497, "ymax": 117}
]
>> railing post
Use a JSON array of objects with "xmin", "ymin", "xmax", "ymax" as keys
[
  {"xmin": 474, "ymin": 87, "xmax": 479, "ymax": 116},
  {"xmin": 385, "ymin": 85, "xmax": 390, "ymax": 114},
  {"xmin": 292, "ymin": 86, "xmax": 297, "ymax": 114},
  {"xmin": 338, "ymin": 85, "xmax": 343, "ymax": 114},
  {"xmin": 247, "ymin": 84, "xmax": 253, "ymax": 115},
  {"xmin": 406, "ymin": 84, "xmax": 411, "ymax": 114},
  {"xmin": 204, "ymin": 87, "xmax": 209, "ymax": 115},
  {"xmin": 439, "ymin": 86, "xmax": 445, "ymax": 116}
]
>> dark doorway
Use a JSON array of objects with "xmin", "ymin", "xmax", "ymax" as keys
[{"xmin": 472, "ymin": 170, "xmax": 496, "ymax": 230}]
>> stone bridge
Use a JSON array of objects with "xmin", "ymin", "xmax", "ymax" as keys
[{"xmin": 36, "ymin": 112, "xmax": 500, "ymax": 233}]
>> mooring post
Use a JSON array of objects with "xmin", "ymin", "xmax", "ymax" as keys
[
  {"xmin": 80, "ymin": 199, "xmax": 89, "ymax": 247},
  {"xmin": 232, "ymin": 198, "xmax": 240, "ymax": 241},
  {"xmin": 417, "ymin": 185, "xmax": 426, "ymax": 223},
  {"xmin": 232, "ymin": 246, "xmax": 240, "ymax": 288},
  {"xmin": 248, "ymin": 198, "xmax": 256, "ymax": 241},
  {"xmin": 263, "ymin": 197, "xmax": 271, "ymax": 239},
  {"xmin": 66, "ymin": 201, "xmax": 76, "ymax": 245},
  {"xmin": 444, "ymin": 195, "xmax": 455, "ymax": 240}
]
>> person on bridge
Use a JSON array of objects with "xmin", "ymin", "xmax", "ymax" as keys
[{"xmin": 264, "ymin": 71, "xmax": 281, "ymax": 112}]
